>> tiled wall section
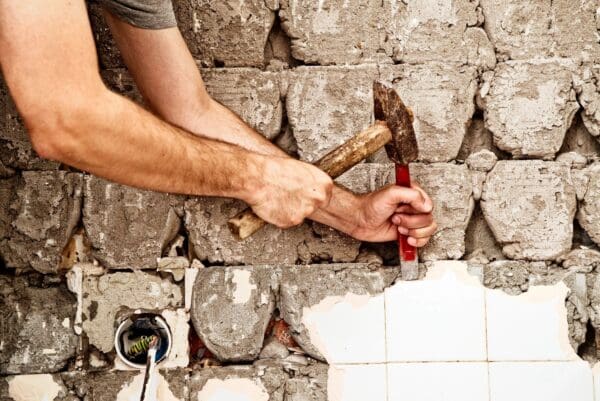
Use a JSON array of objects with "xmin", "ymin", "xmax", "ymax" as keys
[{"xmin": 1, "ymin": 0, "xmax": 600, "ymax": 400}]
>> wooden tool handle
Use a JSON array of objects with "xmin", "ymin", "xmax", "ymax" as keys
[
  {"xmin": 395, "ymin": 164, "xmax": 417, "ymax": 262},
  {"xmin": 228, "ymin": 121, "xmax": 393, "ymax": 239}
]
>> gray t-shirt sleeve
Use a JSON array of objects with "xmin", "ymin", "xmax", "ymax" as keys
[{"xmin": 99, "ymin": 0, "xmax": 177, "ymax": 29}]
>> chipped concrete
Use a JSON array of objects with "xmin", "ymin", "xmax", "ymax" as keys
[
  {"xmin": 175, "ymin": 0, "xmax": 276, "ymax": 68},
  {"xmin": 81, "ymin": 271, "xmax": 183, "ymax": 353},
  {"xmin": 482, "ymin": 60, "xmax": 579, "ymax": 159},
  {"xmin": 0, "ymin": 277, "xmax": 77, "ymax": 375},
  {"xmin": 191, "ymin": 266, "xmax": 279, "ymax": 362},
  {"xmin": 83, "ymin": 176, "xmax": 182, "ymax": 269},
  {"xmin": 482, "ymin": 161, "xmax": 577, "ymax": 260},
  {"xmin": 0, "ymin": 172, "xmax": 82, "ymax": 274},
  {"xmin": 202, "ymin": 68, "xmax": 284, "ymax": 140},
  {"xmin": 286, "ymin": 65, "xmax": 378, "ymax": 163}
]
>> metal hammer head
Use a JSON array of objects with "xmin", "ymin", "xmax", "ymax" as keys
[{"xmin": 373, "ymin": 81, "xmax": 419, "ymax": 165}]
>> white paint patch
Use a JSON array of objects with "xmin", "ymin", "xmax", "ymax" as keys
[
  {"xmin": 185, "ymin": 267, "xmax": 200, "ymax": 311},
  {"xmin": 61, "ymin": 318, "xmax": 70, "ymax": 329},
  {"xmin": 196, "ymin": 378, "xmax": 269, "ymax": 401},
  {"xmin": 231, "ymin": 270, "xmax": 256, "ymax": 304},
  {"xmin": 302, "ymin": 293, "xmax": 386, "ymax": 364},
  {"xmin": 42, "ymin": 349, "xmax": 57, "ymax": 355},
  {"xmin": 116, "ymin": 371, "xmax": 179, "ymax": 401},
  {"xmin": 161, "ymin": 308, "xmax": 190, "ymax": 368},
  {"xmin": 8, "ymin": 375, "xmax": 63, "ymax": 401}
]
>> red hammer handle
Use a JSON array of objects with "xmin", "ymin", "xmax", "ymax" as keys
[{"xmin": 395, "ymin": 164, "xmax": 417, "ymax": 262}]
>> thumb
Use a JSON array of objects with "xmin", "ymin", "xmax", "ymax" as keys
[{"xmin": 379, "ymin": 185, "xmax": 433, "ymax": 213}]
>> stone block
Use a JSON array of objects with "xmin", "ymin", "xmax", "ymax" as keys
[
  {"xmin": 286, "ymin": 65, "xmax": 378, "ymax": 163},
  {"xmin": 279, "ymin": 0, "xmax": 388, "ymax": 65},
  {"xmin": 202, "ymin": 68, "xmax": 284, "ymax": 140},
  {"xmin": 184, "ymin": 197, "xmax": 360, "ymax": 265},
  {"xmin": 380, "ymin": 64, "xmax": 478, "ymax": 162},
  {"xmin": 577, "ymin": 163, "xmax": 600, "ymax": 247},
  {"xmin": 0, "ymin": 172, "xmax": 82, "ymax": 274},
  {"xmin": 189, "ymin": 364, "xmax": 287, "ymax": 401},
  {"xmin": 82, "ymin": 176, "xmax": 182, "ymax": 269},
  {"xmin": 279, "ymin": 263, "xmax": 396, "ymax": 361},
  {"xmin": 0, "ymin": 78, "xmax": 59, "ymax": 171},
  {"xmin": 385, "ymin": 0, "xmax": 495, "ymax": 68},
  {"xmin": 1, "ymin": 374, "xmax": 69, "ymax": 401},
  {"xmin": 482, "ymin": 60, "xmax": 579, "ymax": 159},
  {"xmin": 411, "ymin": 163, "xmax": 474, "ymax": 260},
  {"xmin": 174, "ymin": 0, "xmax": 276, "ymax": 68},
  {"xmin": 0, "ymin": 277, "xmax": 77, "ymax": 375},
  {"xmin": 61, "ymin": 369, "xmax": 186, "ymax": 401},
  {"xmin": 81, "ymin": 271, "xmax": 183, "ymax": 353},
  {"xmin": 481, "ymin": 161, "xmax": 577, "ymax": 260},
  {"xmin": 190, "ymin": 265, "xmax": 279, "ymax": 362},
  {"xmin": 480, "ymin": 0, "xmax": 600, "ymax": 62}
]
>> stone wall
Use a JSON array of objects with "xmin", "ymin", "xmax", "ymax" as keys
[{"xmin": 1, "ymin": 1, "xmax": 600, "ymax": 400}]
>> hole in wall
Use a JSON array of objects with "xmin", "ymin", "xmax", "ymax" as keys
[
  {"xmin": 577, "ymin": 320, "xmax": 598, "ymax": 363},
  {"xmin": 264, "ymin": 10, "xmax": 303, "ymax": 68}
]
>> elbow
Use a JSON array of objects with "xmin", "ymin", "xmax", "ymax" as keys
[{"xmin": 22, "ymin": 91, "xmax": 104, "ymax": 162}]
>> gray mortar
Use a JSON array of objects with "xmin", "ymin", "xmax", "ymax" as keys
[
  {"xmin": 191, "ymin": 265, "xmax": 280, "ymax": 362},
  {"xmin": 0, "ymin": 172, "xmax": 83, "ymax": 274},
  {"xmin": 0, "ymin": 276, "xmax": 78, "ymax": 375},
  {"xmin": 279, "ymin": 263, "xmax": 397, "ymax": 361},
  {"xmin": 82, "ymin": 175, "xmax": 182, "ymax": 269}
]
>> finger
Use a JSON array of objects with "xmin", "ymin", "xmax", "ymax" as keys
[
  {"xmin": 391, "ymin": 213, "xmax": 433, "ymax": 228},
  {"xmin": 410, "ymin": 183, "xmax": 433, "ymax": 213},
  {"xmin": 405, "ymin": 223, "xmax": 438, "ymax": 239},
  {"xmin": 408, "ymin": 236, "xmax": 431, "ymax": 247},
  {"xmin": 394, "ymin": 204, "xmax": 431, "ymax": 215},
  {"xmin": 382, "ymin": 186, "xmax": 431, "ymax": 213}
]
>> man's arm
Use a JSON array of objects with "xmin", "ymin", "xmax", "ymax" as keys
[
  {"xmin": 0, "ymin": 0, "xmax": 336, "ymax": 229},
  {"xmin": 103, "ymin": 14, "xmax": 437, "ymax": 243}
]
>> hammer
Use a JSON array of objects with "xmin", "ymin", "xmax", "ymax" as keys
[
  {"xmin": 373, "ymin": 82, "xmax": 420, "ymax": 280},
  {"xmin": 228, "ymin": 83, "xmax": 419, "ymax": 278}
]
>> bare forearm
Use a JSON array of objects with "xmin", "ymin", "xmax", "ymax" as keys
[
  {"xmin": 56, "ymin": 91, "xmax": 264, "ymax": 201},
  {"xmin": 190, "ymin": 99, "xmax": 363, "ymax": 235}
]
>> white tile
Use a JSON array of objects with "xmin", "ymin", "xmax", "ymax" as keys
[
  {"xmin": 385, "ymin": 261, "xmax": 487, "ymax": 362},
  {"xmin": 327, "ymin": 364, "xmax": 387, "ymax": 401},
  {"xmin": 593, "ymin": 363, "xmax": 600, "ymax": 401},
  {"xmin": 486, "ymin": 282, "xmax": 578, "ymax": 361},
  {"xmin": 489, "ymin": 361, "xmax": 593, "ymax": 401},
  {"xmin": 301, "ymin": 293, "xmax": 386, "ymax": 364},
  {"xmin": 387, "ymin": 362, "xmax": 489, "ymax": 401}
]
